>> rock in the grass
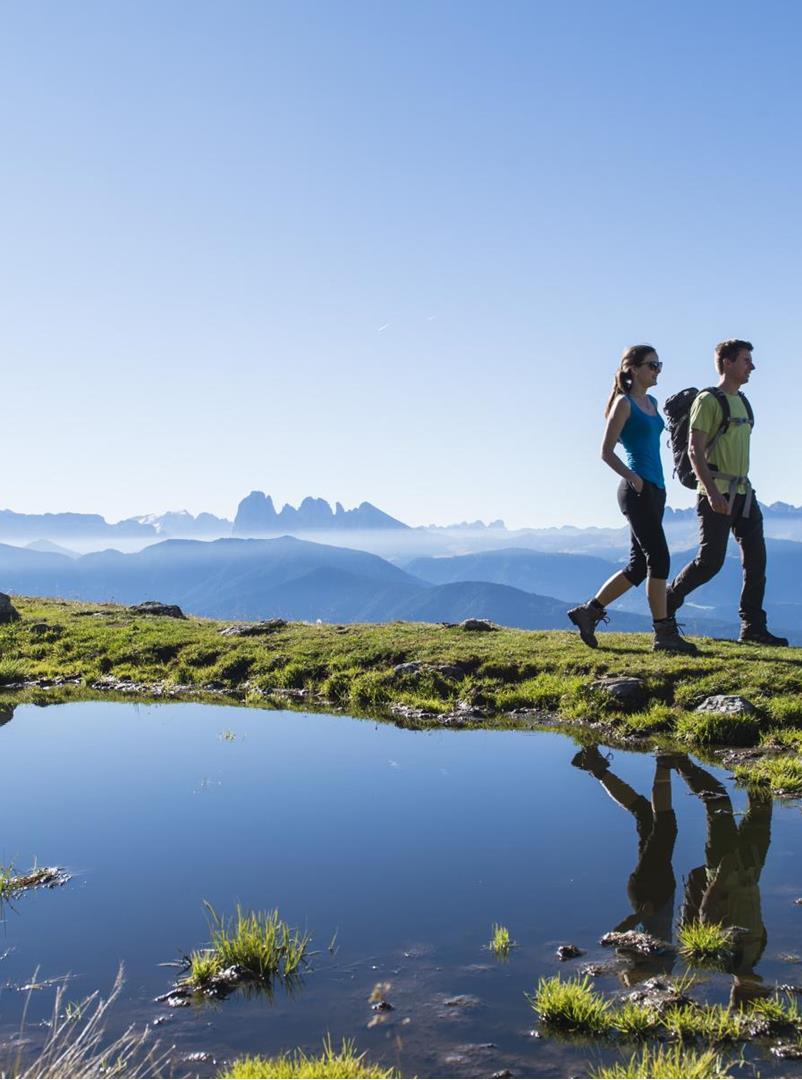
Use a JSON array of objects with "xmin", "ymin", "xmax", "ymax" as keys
[
  {"xmin": 458, "ymin": 618, "xmax": 497, "ymax": 632},
  {"xmin": 219, "ymin": 618, "xmax": 287, "ymax": 636},
  {"xmin": 129, "ymin": 601, "xmax": 186, "ymax": 619},
  {"xmin": 390, "ymin": 661, "xmax": 467, "ymax": 682},
  {"xmin": 624, "ymin": 976, "xmax": 690, "ymax": 1011},
  {"xmin": 600, "ymin": 930, "xmax": 674, "ymax": 957},
  {"xmin": 696, "ymin": 694, "xmax": 756, "ymax": 714},
  {"xmin": 0, "ymin": 593, "xmax": 20, "ymax": 624},
  {"xmin": 591, "ymin": 676, "xmax": 647, "ymax": 708},
  {"xmin": 556, "ymin": 944, "xmax": 584, "ymax": 961}
]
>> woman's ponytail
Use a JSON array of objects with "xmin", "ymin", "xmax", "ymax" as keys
[{"xmin": 604, "ymin": 344, "xmax": 655, "ymax": 417}]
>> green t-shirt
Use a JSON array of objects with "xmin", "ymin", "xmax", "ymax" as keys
[{"xmin": 689, "ymin": 391, "xmax": 751, "ymax": 494}]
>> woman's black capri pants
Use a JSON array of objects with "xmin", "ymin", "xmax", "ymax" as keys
[{"xmin": 617, "ymin": 478, "xmax": 670, "ymax": 585}]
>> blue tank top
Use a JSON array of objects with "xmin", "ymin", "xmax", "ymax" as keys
[{"xmin": 619, "ymin": 395, "xmax": 665, "ymax": 488}]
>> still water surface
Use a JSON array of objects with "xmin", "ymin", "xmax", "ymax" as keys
[{"xmin": 0, "ymin": 701, "xmax": 800, "ymax": 1077}]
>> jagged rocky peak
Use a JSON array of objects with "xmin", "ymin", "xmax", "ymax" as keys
[{"xmin": 232, "ymin": 492, "xmax": 408, "ymax": 535}]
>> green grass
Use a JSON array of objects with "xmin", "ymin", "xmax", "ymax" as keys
[
  {"xmin": 589, "ymin": 1043, "xmax": 733, "ymax": 1079},
  {"xmin": 219, "ymin": 1039, "xmax": 397, "ymax": 1078},
  {"xmin": 744, "ymin": 992, "xmax": 802, "ymax": 1031},
  {"xmin": 1, "ymin": 598, "xmax": 801, "ymax": 787},
  {"xmin": 677, "ymin": 920, "xmax": 734, "ymax": 965},
  {"xmin": 0, "ymin": 863, "xmax": 60, "ymax": 900},
  {"xmin": 734, "ymin": 754, "xmax": 802, "ymax": 794},
  {"xmin": 488, "ymin": 923, "xmax": 513, "ymax": 956},
  {"xmin": 528, "ymin": 975, "xmax": 609, "ymax": 1034},
  {"xmin": 661, "ymin": 1002, "xmax": 743, "ymax": 1042},
  {"xmin": 610, "ymin": 1001, "xmax": 659, "ymax": 1040},
  {"xmin": 185, "ymin": 905, "xmax": 309, "ymax": 989}
]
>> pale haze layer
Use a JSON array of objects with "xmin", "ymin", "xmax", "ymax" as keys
[{"xmin": 2, "ymin": 0, "xmax": 800, "ymax": 529}]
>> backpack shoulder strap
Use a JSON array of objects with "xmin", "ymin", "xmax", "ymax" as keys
[{"xmin": 739, "ymin": 391, "xmax": 755, "ymax": 427}]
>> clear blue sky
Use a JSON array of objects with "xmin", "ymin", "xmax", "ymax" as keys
[{"xmin": 2, "ymin": 0, "xmax": 801, "ymax": 528}]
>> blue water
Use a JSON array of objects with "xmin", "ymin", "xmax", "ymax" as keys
[{"xmin": 0, "ymin": 701, "xmax": 800, "ymax": 1077}]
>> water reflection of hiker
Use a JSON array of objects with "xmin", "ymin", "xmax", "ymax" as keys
[
  {"xmin": 674, "ymin": 756, "xmax": 771, "ymax": 1006},
  {"xmin": 567, "ymin": 345, "xmax": 696, "ymax": 654},
  {"xmin": 572, "ymin": 746, "xmax": 677, "ymax": 968}
]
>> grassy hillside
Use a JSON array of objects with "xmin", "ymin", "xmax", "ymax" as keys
[{"xmin": 1, "ymin": 596, "xmax": 801, "ymax": 793}]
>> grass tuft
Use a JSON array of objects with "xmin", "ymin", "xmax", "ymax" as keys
[
  {"xmin": 734, "ymin": 754, "xmax": 802, "ymax": 795},
  {"xmin": 589, "ymin": 1043, "xmax": 733, "ymax": 1079},
  {"xmin": 610, "ymin": 1001, "xmax": 659, "ymax": 1040},
  {"xmin": 488, "ymin": 923, "xmax": 513, "ymax": 956},
  {"xmin": 219, "ymin": 1038, "xmax": 397, "ymax": 1079},
  {"xmin": 186, "ymin": 904, "xmax": 309, "ymax": 989},
  {"xmin": 661, "ymin": 1002, "xmax": 742, "ymax": 1042},
  {"xmin": 528, "ymin": 974, "xmax": 609, "ymax": 1034},
  {"xmin": 677, "ymin": 920, "xmax": 734, "ymax": 965}
]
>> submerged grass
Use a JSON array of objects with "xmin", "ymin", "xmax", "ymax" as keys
[
  {"xmin": 219, "ymin": 1039, "xmax": 397, "ymax": 1079},
  {"xmin": 677, "ymin": 920, "xmax": 734, "ymax": 965},
  {"xmin": 529, "ymin": 975, "xmax": 609, "ymax": 1034},
  {"xmin": 186, "ymin": 904, "xmax": 309, "ymax": 989},
  {"xmin": 588, "ymin": 1043, "xmax": 734, "ymax": 1079}
]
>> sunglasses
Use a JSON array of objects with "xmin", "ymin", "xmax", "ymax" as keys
[{"xmin": 645, "ymin": 360, "xmax": 662, "ymax": 372}]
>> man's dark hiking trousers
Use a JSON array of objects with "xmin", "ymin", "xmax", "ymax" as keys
[
  {"xmin": 617, "ymin": 479, "xmax": 670, "ymax": 585},
  {"xmin": 669, "ymin": 492, "xmax": 767, "ymax": 627}
]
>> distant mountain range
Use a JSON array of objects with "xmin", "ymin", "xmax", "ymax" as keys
[
  {"xmin": 0, "ymin": 535, "xmax": 654, "ymax": 631},
  {"xmin": 232, "ymin": 491, "xmax": 407, "ymax": 534}
]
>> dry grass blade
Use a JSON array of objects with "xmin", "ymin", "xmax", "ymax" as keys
[{"xmin": 1, "ymin": 967, "xmax": 169, "ymax": 1079}]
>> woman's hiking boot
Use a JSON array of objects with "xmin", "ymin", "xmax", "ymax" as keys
[
  {"xmin": 567, "ymin": 600, "xmax": 608, "ymax": 648},
  {"xmin": 652, "ymin": 616, "xmax": 698, "ymax": 654},
  {"xmin": 739, "ymin": 623, "xmax": 789, "ymax": 647}
]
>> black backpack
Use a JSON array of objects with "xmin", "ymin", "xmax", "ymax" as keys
[{"xmin": 663, "ymin": 387, "xmax": 754, "ymax": 489}]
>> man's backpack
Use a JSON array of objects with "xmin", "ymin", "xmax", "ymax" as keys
[{"xmin": 663, "ymin": 387, "xmax": 754, "ymax": 489}]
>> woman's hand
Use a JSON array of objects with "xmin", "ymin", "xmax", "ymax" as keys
[{"xmin": 628, "ymin": 474, "xmax": 644, "ymax": 494}]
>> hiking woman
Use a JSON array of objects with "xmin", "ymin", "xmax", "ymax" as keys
[{"xmin": 567, "ymin": 345, "xmax": 697, "ymax": 653}]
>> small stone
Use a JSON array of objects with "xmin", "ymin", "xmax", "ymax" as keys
[
  {"xmin": 219, "ymin": 619, "xmax": 286, "ymax": 636},
  {"xmin": 590, "ymin": 676, "xmax": 646, "ymax": 708},
  {"xmin": 152, "ymin": 1015, "xmax": 172, "ymax": 1026},
  {"xmin": 492, "ymin": 1071, "xmax": 514, "ymax": 1078},
  {"xmin": 600, "ymin": 930, "xmax": 673, "ymax": 957},
  {"xmin": 371, "ymin": 1000, "xmax": 393, "ymax": 1012},
  {"xmin": 696, "ymin": 694, "xmax": 756, "ymax": 714},
  {"xmin": 556, "ymin": 944, "xmax": 584, "ymax": 961},
  {"xmin": 794, "ymin": 898, "xmax": 802, "ymax": 906},
  {"xmin": 129, "ymin": 601, "xmax": 186, "ymax": 619},
  {"xmin": 0, "ymin": 593, "xmax": 20, "ymax": 625},
  {"xmin": 458, "ymin": 619, "xmax": 497, "ymax": 632}
]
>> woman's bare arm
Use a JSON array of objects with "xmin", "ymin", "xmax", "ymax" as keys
[{"xmin": 601, "ymin": 395, "xmax": 642, "ymax": 491}]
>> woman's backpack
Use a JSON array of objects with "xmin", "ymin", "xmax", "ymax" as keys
[{"xmin": 663, "ymin": 387, "xmax": 754, "ymax": 489}]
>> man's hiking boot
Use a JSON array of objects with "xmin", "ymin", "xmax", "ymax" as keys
[
  {"xmin": 652, "ymin": 616, "xmax": 698, "ymax": 655},
  {"xmin": 567, "ymin": 601, "xmax": 608, "ymax": 648},
  {"xmin": 571, "ymin": 745, "xmax": 610, "ymax": 777},
  {"xmin": 739, "ymin": 624, "xmax": 789, "ymax": 647}
]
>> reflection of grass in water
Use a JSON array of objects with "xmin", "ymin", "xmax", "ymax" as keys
[
  {"xmin": 488, "ymin": 923, "xmax": 513, "ymax": 957},
  {"xmin": 187, "ymin": 904, "xmax": 309, "ymax": 990},
  {"xmin": 529, "ymin": 975, "xmax": 609, "ymax": 1034},
  {"xmin": 678, "ymin": 920, "xmax": 733, "ymax": 965},
  {"xmin": 589, "ymin": 1044, "xmax": 733, "ymax": 1079},
  {"xmin": 221, "ymin": 1038, "xmax": 397, "ymax": 1078}
]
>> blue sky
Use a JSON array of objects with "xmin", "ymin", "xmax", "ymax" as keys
[{"xmin": 2, "ymin": 0, "xmax": 801, "ymax": 528}]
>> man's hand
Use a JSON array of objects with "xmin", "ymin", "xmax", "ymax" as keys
[{"xmin": 705, "ymin": 488, "xmax": 730, "ymax": 515}]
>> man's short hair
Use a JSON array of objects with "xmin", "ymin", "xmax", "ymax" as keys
[{"xmin": 714, "ymin": 338, "xmax": 753, "ymax": 373}]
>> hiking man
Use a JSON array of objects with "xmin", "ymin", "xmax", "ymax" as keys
[{"xmin": 667, "ymin": 339, "xmax": 787, "ymax": 646}]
